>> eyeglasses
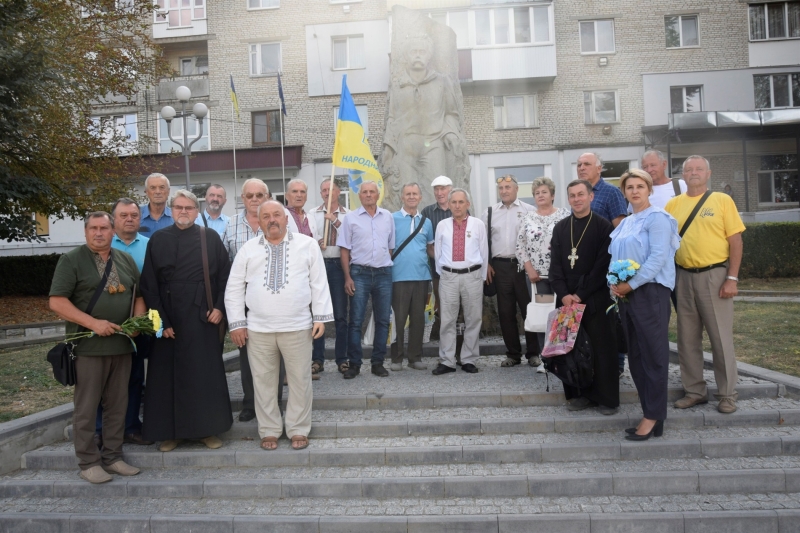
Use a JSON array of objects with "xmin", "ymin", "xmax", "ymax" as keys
[
  {"xmin": 244, "ymin": 192, "xmax": 266, "ymax": 200},
  {"xmin": 496, "ymin": 176, "xmax": 517, "ymax": 184},
  {"xmin": 173, "ymin": 205, "xmax": 197, "ymax": 212}
]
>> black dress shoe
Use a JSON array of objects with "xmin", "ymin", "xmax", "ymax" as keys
[
  {"xmin": 625, "ymin": 420, "xmax": 664, "ymax": 441},
  {"xmin": 124, "ymin": 433, "xmax": 154, "ymax": 445},
  {"xmin": 238, "ymin": 408, "xmax": 256, "ymax": 422},
  {"xmin": 343, "ymin": 366, "xmax": 361, "ymax": 379},
  {"xmin": 461, "ymin": 363, "xmax": 479, "ymax": 373},
  {"xmin": 371, "ymin": 364, "xmax": 389, "ymax": 377},
  {"xmin": 625, "ymin": 427, "xmax": 637, "ymax": 435},
  {"xmin": 431, "ymin": 364, "xmax": 456, "ymax": 375}
]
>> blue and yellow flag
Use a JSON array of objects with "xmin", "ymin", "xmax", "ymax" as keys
[
  {"xmin": 229, "ymin": 74, "xmax": 240, "ymax": 121},
  {"xmin": 331, "ymin": 75, "xmax": 383, "ymax": 207}
]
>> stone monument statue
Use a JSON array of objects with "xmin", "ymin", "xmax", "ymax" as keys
[{"xmin": 380, "ymin": 6, "xmax": 471, "ymax": 211}]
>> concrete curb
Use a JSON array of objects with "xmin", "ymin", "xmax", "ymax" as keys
[
  {"xmin": 0, "ymin": 403, "xmax": 73, "ymax": 476},
  {"xmin": 0, "ymin": 510, "xmax": 796, "ymax": 533}
]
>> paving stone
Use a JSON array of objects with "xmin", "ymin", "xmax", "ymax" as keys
[
  {"xmin": 281, "ymin": 479, "xmax": 362, "ymax": 498},
  {"xmin": 309, "ymin": 422, "xmax": 337, "ymax": 438},
  {"xmin": 234, "ymin": 515, "xmax": 319, "ymax": 533},
  {"xmin": 785, "ymin": 469, "xmax": 800, "ymax": 492},
  {"xmin": 528, "ymin": 473, "xmax": 613, "ymax": 497},
  {"xmin": 162, "ymin": 450, "xmax": 236, "ymax": 468},
  {"xmin": 620, "ymin": 439, "xmax": 702, "ymax": 460},
  {"xmin": 698, "ymin": 469, "xmax": 785, "ymax": 494},
  {"xmin": 702, "ymin": 437, "xmax": 783, "ymax": 458},
  {"xmin": 498, "ymin": 514, "xmax": 589, "ymax": 533},
  {"xmin": 22, "ymin": 451, "xmax": 76, "ymax": 470},
  {"xmin": 385, "ymin": 446, "xmax": 462, "ymax": 466},
  {"xmin": 541, "ymin": 442, "xmax": 619, "ymax": 462},
  {"xmin": 151, "ymin": 514, "xmax": 234, "ymax": 533},
  {"xmin": 780, "ymin": 410, "xmax": 800, "ymax": 426},
  {"xmin": 0, "ymin": 480, "xmax": 53, "ymax": 498},
  {"xmin": 783, "ymin": 436, "xmax": 800, "ymax": 456},
  {"xmin": 665, "ymin": 412, "xmax": 705, "ymax": 429},
  {"xmin": 462, "ymin": 444, "xmax": 541, "ymax": 464},
  {"xmin": 203, "ymin": 479, "xmax": 281, "ymax": 499},
  {"xmin": 435, "ymin": 393, "xmax": 502, "ymax": 408},
  {"xmin": 362, "ymin": 477, "xmax": 444, "ymax": 498},
  {"xmin": 590, "ymin": 512, "xmax": 684, "ymax": 533},
  {"xmin": 123, "ymin": 451, "xmax": 164, "ymax": 468},
  {"xmin": 444, "ymin": 475, "xmax": 528, "ymax": 498},
  {"xmin": 367, "ymin": 393, "xmax": 434, "ymax": 409},
  {"xmin": 409, "ymin": 419, "xmax": 481, "ymax": 436},
  {"xmin": 408, "ymin": 515, "xmax": 499, "ymax": 533},
  {"xmin": 482, "ymin": 418, "xmax": 554, "ymax": 435},
  {"xmin": 735, "ymin": 383, "xmax": 781, "ymax": 400},
  {"xmin": 126, "ymin": 479, "xmax": 204, "ymax": 498},
  {"xmin": 52, "ymin": 480, "xmax": 127, "ymax": 498},
  {"xmin": 775, "ymin": 509, "xmax": 800, "ymax": 533},
  {"xmin": 683, "ymin": 510, "xmax": 778, "ymax": 533},
  {"xmin": 235, "ymin": 450, "xmax": 309, "ymax": 467},
  {"xmin": 501, "ymin": 392, "xmax": 562, "ymax": 407},
  {"xmin": 309, "ymin": 448, "xmax": 385, "ymax": 466},
  {"xmin": 704, "ymin": 410, "xmax": 781, "ymax": 427},
  {"xmin": 0, "ymin": 513, "xmax": 69, "ymax": 533},
  {"xmin": 320, "ymin": 516, "xmax": 408, "ymax": 533},
  {"xmin": 613, "ymin": 471, "xmax": 698, "ymax": 496},
  {"xmin": 314, "ymin": 395, "xmax": 367, "ymax": 409},
  {"xmin": 554, "ymin": 415, "xmax": 631, "ymax": 433},
  {"xmin": 69, "ymin": 514, "xmax": 150, "ymax": 533},
  {"xmin": 338, "ymin": 421, "xmax": 408, "ymax": 438}
]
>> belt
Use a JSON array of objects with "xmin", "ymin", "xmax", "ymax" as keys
[
  {"xmin": 442, "ymin": 264, "xmax": 481, "ymax": 274},
  {"xmin": 492, "ymin": 257, "xmax": 517, "ymax": 263},
  {"xmin": 676, "ymin": 262, "xmax": 727, "ymax": 273}
]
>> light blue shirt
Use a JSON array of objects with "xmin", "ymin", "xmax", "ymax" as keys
[
  {"xmin": 336, "ymin": 206, "xmax": 395, "ymax": 268},
  {"xmin": 195, "ymin": 210, "xmax": 230, "ymax": 238},
  {"xmin": 111, "ymin": 233, "xmax": 149, "ymax": 273},
  {"xmin": 609, "ymin": 206, "xmax": 680, "ymax": 291},
  {"xmin": 139, "ymin": 204, "xmax": 173, "ymax": 236},
  {"xmin": 391, "ymin": 209, "xmax": 434, "ymax": 282}
]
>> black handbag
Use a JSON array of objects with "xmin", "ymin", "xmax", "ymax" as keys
[
  {"xmin": 483, "ymin": 206, "xmax": 497, "ymax": 297},
  {"xmin": 47, "ymin": 253, "xmax": 114, "ymax": 386},
  {"xmin": 543, "ymin": 326, "xmax": 594, "ymax": 391}
]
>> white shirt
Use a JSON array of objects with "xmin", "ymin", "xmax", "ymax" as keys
[
  {"xmin": 285, "ymin": 207, "xmax": 317, "ymax": 240},
  {"xmin": 225, "ymin": 231, "xmax": 333, "ymax": 333},
  {"xmin": 310, "ymin": 204, "xmax": 348, "ymax": 259},
  {"xmin": 628, "ymin": 180, "xmax": 688, "ymax": 212},
  {"xmin": 481, "ymin": 199, "xmax": 535, "ymax": 258},
  {"xmin": 434, "ymin": 216, "xmax": 489, "ymax": 280}
]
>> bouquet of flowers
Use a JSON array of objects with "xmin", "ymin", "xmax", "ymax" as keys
[
  {"xmin": 65, "ymin": 309, "xmax": 164, "ymax": 346},
  {"xmin": 606, "ymin": 259, "xmax": 640, "ymax": 313}
]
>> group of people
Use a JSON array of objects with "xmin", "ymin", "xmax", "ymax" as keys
[{"xmin": 48, "ymin": 147, "xmax": 745, "ymax": 483}]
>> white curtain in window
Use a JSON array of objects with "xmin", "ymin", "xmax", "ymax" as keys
[
  {"xmin": 475, "ymin": 10, "xmax": 491, "ymax": 45},
  {"xmin": 514, "ymin": 7, "xmax": 531, "ymax": 43},
  {"xmin": 260, "ymin": 43, "xmax": 280, "ymax": 74},
  {"xmin": 333, "ymin": 39, "xmax": 347, "ymax": 69},
  {"xmin": 768, "ymin": 3, "xmax": 786, "ymax": 38},
  {"xmin": 580, "ymin": 22, "xmax": 595, "ymax": 53},
  {"xmin": 597, "ymin": 20, "xmax": 614, "ymax": 51},
  {"xmin": 349, "ymin": 36, "xmax": 365, "ymax": 69},
  {"xmin": 505, "ymin": 97, "xmax": 525, "ymax": 128},
  {"xmin": 750, "ymin": 5, "xmax": 766, "ymax": 39},
  {"xmin": 594, "ymin": 92, "xmax": 617, "ymax": 123},
  {"xmin": 681, "ymin": 16, "xmax": 698, "ymax": 46},
  {"xmin": 789, "ymin": 2, "xmax": 800, "ymax": 37},
  {"xmin": 494, "ymin": 9, "xmax": 509, "ymax": 45}
]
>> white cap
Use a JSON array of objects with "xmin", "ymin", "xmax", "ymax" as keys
[{"xmin": 431, "ymin": 175, "xmax": 452, "ymax": 187}]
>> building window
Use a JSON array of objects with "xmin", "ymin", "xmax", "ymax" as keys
[
  {"xmin": 493, "ymin": 95, "xmax": 537, "ymax": 129},
  {"xmin": 332, "ymin": 36, "xmax": 365, "ymax": 70},
  {"xmin": 33, "ymin": 212, "xmax": 50, "ymax": 237},
  {"xmin": 758, "ymin": 155, "xmax": 798, "ymax": 203},
  {"xmin": 158, "ymin": 112, "xmax": 209, "ymax": 153},
  {"xmin": 600, "ymin": 162, "xmax": 631, "ymax": 183},
  {"xmin": 665, "ymin": 15, "xmax": 699, "ymax": 48},
  {"xmin": 252, "ymin": 110, "xmax": 284, "ymax": 146},
  {"xmin": 584, "ymin": 90, "xmax": 619, "ymax": 124},
  {"xmin": 495, "ymin": 165, "xmax": 545, "ymax": 205},
  {"xmin": 90, "ymin": 113, "xmax": 138, "ymax": 154},
  {"xmin": 579, "ymin": 20, "xmax": 615, "ymax": 53},
  {"xmin": 333, "ymin": 105, "xmax": 369, "ymax": 136},
  {"xmin": 474, "ymin": 6, "xmax": 550, "ymax": 46},
  {"xmin": 670, "ymin": 86, "xmax": 703, "ymax": 113},
  {"xmin": 671, "ymin": 157, "xmax": 687, "ymax": 177},
  {"xmin": 250, "ymin": 43, "xmax": 281, "ymax": 76},
  {"xmin": 749, "ymin": 2, "xmax": 800, "ymax": 40},
  {"xmin": 248, "ymin": 0, "xmax": 279, "ymax": 9},
  {"xmin": 754, "ymin": 73, "xmax": 800, "ymax": 108},
  {"xmin": 180, "ymin": 56, "xmax": 208, "ymax": 76},
  {"xmin": 154, "ymin": 0, "xmax": 205, "ymax": 27}
]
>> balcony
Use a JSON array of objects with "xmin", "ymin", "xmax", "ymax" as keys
[
  {"xmin": 157, "ymin": 75, "xmax": 209, "ymax": 102},
  {"xmin": 457, "ymin": 44, "xmax": 557, "ymax": 83}
]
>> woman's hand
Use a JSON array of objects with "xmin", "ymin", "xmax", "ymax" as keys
[{"xmin": 611, "ymin": 282, "xmax": 632, "ymax": 298}]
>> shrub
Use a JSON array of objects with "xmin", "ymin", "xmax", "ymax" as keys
[
  {"xmin": 0, "ymin": 254, "xmax": 62, "ymax": 296},
  {"xmin": 740, "ymin": 222, "xmax": 800, "ymax": 279}
]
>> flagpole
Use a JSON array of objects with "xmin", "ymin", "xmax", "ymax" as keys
[
  {"xmin": 323, "ymin": 163, "xmax": 336, "ymax": 245},
  {"xmin": 231, "ymin": 74, "xmax": 238, "ymax": 203},
  {"xmin": 279, "ymin": 105, "xmax": 286, "ymax": 205}
]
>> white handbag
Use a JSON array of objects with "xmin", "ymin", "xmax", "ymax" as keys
[{"xmin": 524, "ymin": 283, "xmax": 556, "ymax": 333}]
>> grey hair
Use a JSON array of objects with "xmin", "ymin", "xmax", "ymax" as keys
[
  {"xmin": 286, "ymin": 178, "xmax": 308, "ymax": 192},
  {"xmin": 682, "ymin": 155, "xmax": 711, "ymax": 172},
  {"xmin": 531, "ymin": 177, "xmax": 556, "ymax": 198},
  {"xmin": 641, "ymin": 150, "xmax": 667, "ymax": 165},
  {"xmin": 84, "ymin": 211, "xmax": 114, "ymax": 229},
  {"xmin": 401, "ymin": 182, "xmax": 422, "ymax": 194},
  {"xmin": 257, "ymin": 199, "xmax": 286, "ymax": 218},
  {"xmin": 111, "ymin": 198, "xmax": 140, "ymax": 218},
  {"xmin": 320, "ymin": 178, "xmax": 341, "ymax": 191},
  {"xmin": 169, "ymin": 189, "xmax": 200, "ymax": 209},
  {"xmin": 145, "ymin": 173, "xmax": 170, "ymax": 188},
  {"xmin": 448, "ymin": 187, "xmax": 471, "ymax": 203},
  {"xmin": 241, "ymin": 178, "xmax": 269, "ymax": 195},
  {"xmin": 579, "ymin": 152, "xmax": 604, "ymax": 170}
]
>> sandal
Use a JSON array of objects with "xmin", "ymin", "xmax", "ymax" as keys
[
  {"xmin": 500, "ymin": 357, "xmax": 521, "ymax": 367},
  {"xmin": 311, "ymin": 362, "xmax": 323, "ymax": 374},
  {"xmin": 291, "ymin": 435, "xmax": 309, "ymax": 450},
  {"xmin": 260, "ymin": 436, "xmax": 278, "ymax": 451}
]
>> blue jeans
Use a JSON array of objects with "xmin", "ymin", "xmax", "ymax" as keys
[
  {"xmin": 347, "ymin": 265, "xmax": 393, "ymax": 367},
  {"xmin": 312, "ymin": 258, "xmax": 349, "ymax": 366}
]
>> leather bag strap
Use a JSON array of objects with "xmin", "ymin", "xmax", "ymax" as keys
[
  {"xmin": 679, "ymin": 190, "xmax": 712, "ymax": 238},
  {"xmin": 391, "ymin": 215, "xmax": 427, "ymax": 260},
  {"xmin": 199, "ymin": 226, "xmax": 215, "ymax": 313}
]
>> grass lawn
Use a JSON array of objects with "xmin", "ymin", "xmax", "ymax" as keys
[
  {"xmin": 668, "ymin": 301, "xmax": 800, "ymax": 378},
  {"xmin": 738, "ymin": 278, "xmax": 800, "ymax": 291},
  {"xmin": 0, "ymin": 333, "xmax": 239, "ymax": 423}
]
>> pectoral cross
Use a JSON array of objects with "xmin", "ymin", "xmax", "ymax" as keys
[{"xmin": 568, "ymin": 248, "xmax": 579, "ymax": 269}]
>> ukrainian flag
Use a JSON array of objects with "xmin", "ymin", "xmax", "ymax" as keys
[
  {"xmin": 332, "ymin": 75, "xmax": 384, "ymax": 207},
  {"xmin": 229, "ymin": 75, "xmax": 240, "ymax": 121}
]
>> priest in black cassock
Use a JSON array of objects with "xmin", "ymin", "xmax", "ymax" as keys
[
  {"xmin": 549, "ymin": 179, "xmax": 619, "ymax": 415},
  {"xmin": 140, "ymin": 190, "xmax": 233, "ymax": 451}
]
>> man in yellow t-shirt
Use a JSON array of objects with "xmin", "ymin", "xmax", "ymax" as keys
[{"xmin": 665, "ymin": 155, "xmax": 745, "ymax": 415}]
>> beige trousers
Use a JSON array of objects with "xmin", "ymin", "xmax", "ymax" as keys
[
  {"xmin": 676, "ymin": 267, "xmax": 738, "ymax": 400},
  {"xmin": 438, "ymin": 269, "xmax": 483, "ymax": 368},
  {"xmin": 247, "ymin": 329, "xmax": 313, "ymax": 439}
]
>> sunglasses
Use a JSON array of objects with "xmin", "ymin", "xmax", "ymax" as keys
[
  {"xmin": 244, "ymin": 192, "xmax": 266, "ymax": 200},
  {"xmin": 496, "ymin": 176, "xmax": 517, "ymax": 184}
]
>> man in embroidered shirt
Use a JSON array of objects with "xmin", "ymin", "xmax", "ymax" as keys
[
  {"xmin": 433, "ymin": 188, "xmax": 488, "ymax": 375},
  {"xmin": 285, "ymin": 179, "xmax": 317, "ymax": 239},
  {"xmin": 139, "ymin": 173, "xmax": 173, "ymax": 236},
  {"xmin": 310, "ymin": 179, "xmax": 349, "ymax": 375},
  {"xmin": 195, "ymin": 184, "xmax": 230, "ymax": 237},
  {"xmin": 390, "ymin": 183, "xmax": 435, "ymax": 372},
  {"xmin": 482, "ymin": 175, "xmax": 537, "ymax": 368},
  {"xmin": 221, "ymin": 178, "xmax": 270, "ymax": 423},
  {"xmin": 225, "ymin": 200, "xmax": 333, "ymax": 451},
  {"xmin": 337, "ymin": 181, "xmax": 395, "ymax": 379}
]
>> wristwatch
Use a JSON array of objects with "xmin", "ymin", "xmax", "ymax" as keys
[{"xmin": 726, "ymin": 276, "xmax": 739, "ymax": 282}]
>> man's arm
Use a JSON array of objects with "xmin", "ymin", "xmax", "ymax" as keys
[
  {"xmin": 49, "ymin": 296, "xmax": 121, "ymax": 336},
  {"xmin": 341, "ymin": 248, "xmax": 355, "ymax": 296},
  {"xmin": 720, "ymin": 232, "xmax": 743, "ymax": 299},
  {"xmin": 611, "ymin": 215, "xmax": 625, "ymax": 228}
]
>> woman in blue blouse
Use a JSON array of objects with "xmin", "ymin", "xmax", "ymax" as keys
[{"xmin": 610, "ymin": 169, "xmax": 680, "ymax": 441}]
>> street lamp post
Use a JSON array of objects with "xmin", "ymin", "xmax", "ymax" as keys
[{"xmin": 159, "ymin": 85, "xmax": 208, "ymax": 190}]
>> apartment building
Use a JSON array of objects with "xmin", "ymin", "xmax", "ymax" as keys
[{"xmin": 5, "ymin": 0, "xmax": 798, "ymax": 254}]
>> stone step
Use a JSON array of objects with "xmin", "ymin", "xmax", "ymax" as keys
[
  {"xmin": 1, "ymin": 509, "xmax": 799, "ymax": 533},
  {"xmin": 3, "ymin": 466, "xmax": 799, "ymax": 501},
  {"xmin": 21, "ymin": 433, "xmax": 800, "ymax": 470}
]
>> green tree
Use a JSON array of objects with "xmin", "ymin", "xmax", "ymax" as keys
[{"xmin": 0, "ymin": 0, "xmax": 169, "ymax": 241}]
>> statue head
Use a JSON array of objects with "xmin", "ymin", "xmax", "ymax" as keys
[{"xmin": 403, "ymin": 34, "xmax": 434, "ymax": 72}]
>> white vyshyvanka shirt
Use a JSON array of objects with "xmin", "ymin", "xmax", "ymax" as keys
[{"xmin": 225, "ymin": 231, "xmax": 334, "ymax": 333}]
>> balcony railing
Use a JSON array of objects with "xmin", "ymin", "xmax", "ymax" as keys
[{"xmin": 669, "ymin": 109, "xmax": 800, "ymax": 130}]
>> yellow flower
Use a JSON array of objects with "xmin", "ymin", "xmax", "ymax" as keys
[
  {"xmin": 148, "ymin": 309, "xmax": 162, "ymax": 332},
  {"xmin": 630, "ymin": 261, "xmax": 640, "ymax": 270}
]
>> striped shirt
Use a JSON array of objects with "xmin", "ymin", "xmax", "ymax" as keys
[{"xmin": 222, "ymin": 211, "xmax": 263, "ymax": 262}]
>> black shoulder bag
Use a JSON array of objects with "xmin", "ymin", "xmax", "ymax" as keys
[
  {"xmin": 483, "ymin": 207, "xmax": 497, "ymax": 297},
  {"xmin": 47, "ymin": 253, "xmax": 114, "ymax": 386},
  {"xmin": 391, "ymin": 215, "xmax": 428, "ymax": 261}
]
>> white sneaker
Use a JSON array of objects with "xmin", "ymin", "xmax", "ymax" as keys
[
  {"xmin": 536, "ymin": 363, "xmax": 545, "ymax": 374},
  {"xmin": 390, "ymin": 363, "xmax": 403, "ymax": 371}
]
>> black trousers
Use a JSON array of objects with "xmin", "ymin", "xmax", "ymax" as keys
[
  {"xmin": 619, "ymin": 282, "xmax": 671, "ymax": 421},
  {"xmin": 493, "ymin": 258, "xmax": 539, "ymax": 360}
]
